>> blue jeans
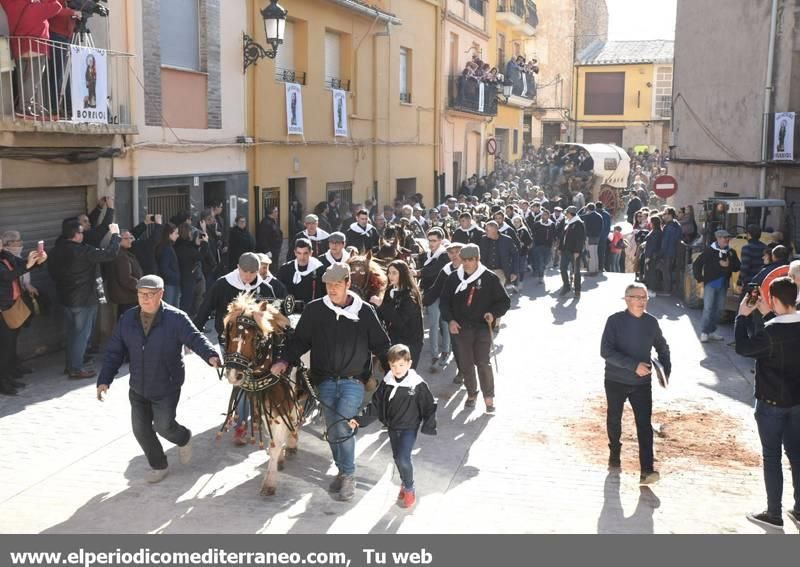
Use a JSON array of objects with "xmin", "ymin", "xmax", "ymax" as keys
[
  {"xmin": 63, "ymin": 304, "xmax": 97, "ymax": 372},
  {"xmin": 389, "ymin": 428, "xmax": 418, "ymax": 490},
  {"xmin": 532, "ymin": 245, "xmax": 551, "ymax": 278},
  {"xmin": 754, "ymin": 400, "xmax": 800, "ymax": 516},
  {"xmin": 129, "ymin": 388, "xmax": 191, "ymax": 470},
  {"xmin": 427, "ymin": 300, "xmax": 450, "ymax": 357},
  {"xmin": 317, "ymin": 378, "xmax": 365, "ymax": 476},
  {"xmin": 609, "ymin": 252, "xmax": 622, "ymax": 273},
  {"xmin": 164, "ymin": 284, "xmax": 180, "ymax": 307},
  {"xmin": 701, "ymin": 284, "xmax": 728, "ymax": 334}
]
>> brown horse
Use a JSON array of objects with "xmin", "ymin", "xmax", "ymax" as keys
[
  {"xmin": 346, "ymin": 251, "xmax": 387, "ymax": 301},
  {"xmin": 375, "ymin": 223, "xmax": 416, "ymax": 270},
  {"xmin": 220, "ymin": 293, "xmax": 306, "ymax": 496}
]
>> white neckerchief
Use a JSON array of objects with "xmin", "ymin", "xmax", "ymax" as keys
[
  {"xmin": 566, "ymin": 215, "xmax": 580, "ymax": 226},
  {"xmin": 424, "ymin": 241, "xmax": 449, "ymax": 266},
  {"xmin": 764, "ymin": 312, "xmax": 800, "ymax": 327},
  {"xmin": 498, "ymin": 223, "xmax": 513, "ymax": 234},
  {"xmin": 460, "ymin": 223, "xmax": 477, "ymax": 234},
  {"xmin": 323, "ymin": 248, "xmax": 350, "ymax": 265},
  {"xmin": 383, "ymin": 369, "xmax": 425, "ymax": 401},
  {"xmin": 323, "ymin": 290, "xmax": 363, "ymax": 321},
  {"xmin": 349, "ymin": 222, "xmax": 375, "ymax": 236},
  {"xmin": 455, "ymin": 263, "xmax": 487, "ymax": 294},
  {"xmin": 224, "ymin": 269, "xmax": 265, "ymax": 292},
  {"xmin": 537, "ymin": 219, "xmax": 554, "ymax": 227},
  {"xmin": 293, "ymin": 256, "xmax": 323, "ymax": 284},
  {"xmin": 303, "ymin": 228, "xmax": 330, "ymax": 242},
  {"xmin": 442, "ymin": 262, "xmax": 456, "ymax": 276},
  {"xmin": 389, "ymin": 286, "xmax": 399, "ymax": 300}
]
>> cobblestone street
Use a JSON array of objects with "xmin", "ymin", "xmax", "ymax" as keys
[{"xmin": 0, "ymin": 271, "xmax": 794, "ymax": 534}]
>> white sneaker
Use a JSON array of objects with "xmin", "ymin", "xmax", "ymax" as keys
[
  {"xmin": 700, "ymin": 333, "xmax": 709, "ymax": 343},
  {"xmin": 147, "ymin": 468, "xmax": 169, "ymax": 484},
  {"xmin": 709, "ymin": 333, "xmax": 724, "ymax": 341},
  {"xmin": 178, "ymin": 438, "xmax": 192, "ymax": 465}
]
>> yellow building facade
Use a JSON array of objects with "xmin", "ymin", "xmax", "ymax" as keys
[
  {"xmin": 245, "ymin": 0, "xmax": 439, "ymax": 232},
  {"xmin": 572, "ymin": 41, "xmax": 673, "ymax": 151}
]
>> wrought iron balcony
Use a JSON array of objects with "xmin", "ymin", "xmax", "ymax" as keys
[
  {"xmin": 447, "ymin": 75, "xmax": 498, "ymax": 116},
  {"xmin": 275, "ymin": 67, "xmax": 307, "ymax": 85},
  {"xmin": 327, "ymin": 77, "xmax": 351, "ymax": 91}
]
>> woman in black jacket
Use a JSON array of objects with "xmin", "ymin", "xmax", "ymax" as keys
[
  {"xmin": 227, "ymin": 216, "xmax": 256, "ymax": 270},
  {"xmin": 174, "ymin": 223, "xmax": 204, "ymax": 317},
  {"xmin": 0, "ymin": 236, "xmax": 46, "ymax": 395},
  {"xmin": 371, "ymin": 259, "xmax": 424, "ymax": 368},
  {"xmin": 155, "ymin": 223, "xmax": 180, "ymax": 306}
]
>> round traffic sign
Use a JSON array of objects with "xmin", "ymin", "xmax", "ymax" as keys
[
  {"xmin": 653, "ymin": 174, "xmax": 678, "ymax": 199},
  {"xmin": 487, "ymin": 138, "xmax": 497, "ymax": 156}
]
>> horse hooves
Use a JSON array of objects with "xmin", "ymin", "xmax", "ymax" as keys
[
  {"xmin": 261, "ymin": 486, "xmax": 276, "ymax": 497},
  {"xmin": 286, "ymin": 447, "xmax": 298, "ymax": 457}
]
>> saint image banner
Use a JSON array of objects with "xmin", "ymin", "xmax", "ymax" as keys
[
  {"xmin": 70, "ymin": 45, "xmax": 107, "ymax": 124},
  {"xmin": 332, "ymin": 88, "xmax": 348, "ymax": 137},
  {"xmin": 285, "ymin": 83, "xmax": 304, "ymax": 136},
  {"xmin": 773, "ymin": 112, "xmax": 795, "ymax": 161}
]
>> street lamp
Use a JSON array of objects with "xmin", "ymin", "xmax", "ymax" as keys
[
  {"xmin": 243, "ymin": 0, "xmax": 288, "ymax": 71},
  {"xmin": 498, "ymin": 81, "xmax": 514, "ymax": 103}
]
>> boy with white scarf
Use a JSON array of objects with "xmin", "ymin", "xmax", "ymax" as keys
[{"xmin": 277, "ymin": 238, "xmax": 324, "ymax": 303}]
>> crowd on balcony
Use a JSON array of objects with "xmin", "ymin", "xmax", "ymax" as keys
[
  {"xmin": 504, "ymin": 55, "xmax": 538, "ymax": 99},
  {"xmin": 0, "ymin": 0, "xmax": 103, "ymax": 119}
]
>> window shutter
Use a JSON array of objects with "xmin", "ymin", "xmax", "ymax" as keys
[
  {"xmin": 325, "ymin": 32, "xmax": 341, "ymax": 84},
  {"xmin": 160, "ymin": 0, "xmax": 200, "ymax": 71}
]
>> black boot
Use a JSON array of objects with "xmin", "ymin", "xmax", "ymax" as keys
[
  {"xmin": 608, "ymin": 443, "xmax": 621, "ymax": 469},
  {"xmin": 0, "ymin": 378, "xmax": 18, "ymax": 396}
]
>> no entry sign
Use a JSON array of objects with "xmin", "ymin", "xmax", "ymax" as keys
[{"xmin": 653, "ymin": 174, "xmax": 678, "ymax": 199}]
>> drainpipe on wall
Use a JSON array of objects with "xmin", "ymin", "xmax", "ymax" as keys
[{"xmin": 759, "ymin": 0, "xmax": 780, "ymax": 199}]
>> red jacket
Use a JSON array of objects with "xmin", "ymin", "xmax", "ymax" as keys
[
  {"xmin": 1, "ymin": 0, "xmax": 63, "ymax": 57},
  {"xmin": 49, "ymin": 5, "xmax": 79, "ymax": 38}
]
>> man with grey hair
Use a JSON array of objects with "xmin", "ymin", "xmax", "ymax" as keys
[
  {"xmin": 97, "ymin": 275, "xmax": 220, "ymax": 483},
  {"xmin": 288, "ymin": 214, "xmax": 330, "ymax": 260},
  {"xmin": 601, "ymin": 282, "xmax": 671, "ymax": 484}
]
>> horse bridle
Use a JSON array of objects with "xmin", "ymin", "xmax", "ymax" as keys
[{"xmin": 222, "ymin": 315, "xmax": 277, "ymax": 388}]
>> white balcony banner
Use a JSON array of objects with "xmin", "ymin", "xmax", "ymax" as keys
[
  {"xmin": 773, "ymin": 112, "xmax": 795, "ymax": 161},
  {"xmin": 70, "ymin": 45, "xmax": 107, "ymax": 124},
  {"xmin": 332, "ymin": 88, "xmax": 348, "ymax": 137},
  {"xmin": 478, "ymin": 83, "xmax": 485, "ymax": 113},
  {"xmin": 285, "ymin": 82, "xmax": 304, "ymax": 135}
]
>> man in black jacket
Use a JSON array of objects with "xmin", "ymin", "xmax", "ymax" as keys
[
  {"xmin": 287, "ymin": 214, "xmax": 330, "ymax": 261},
  {"xmin": 194, "ymin": 252, "xmax": 279, "ymax": 343},
  {"xmin": 452, "ymin": 212, "xmax": 484, "ymax": 245},
  {"xmin": 276, "ymin": 239, "xmax": 324, "ymax": 303},
  {"xmin": 440, "ymin": 244, "xmax": 510, "ymax": 413},
  {"xmin": 601, "ymin": 282, "xmax": 670, "ymax": 485},
  {"xmin": 580, "ymin": 203, "xmax": 603, "ymax": 274},
  {"xmin": 271, "ymin": 263, "xmax": 390, "ymax": 502},
  {"xmin": 256, "ymin": 205, "xmax": 283, "ymax": 264},
  {"xmin": 345, "ymin": 209, "xmax": 380, "ymax": 253},
  {"xmin": 735, "ymin": 277, "xmax": 800, "ymax": 530},
  {"xmin": 559, "ymin": 206, "xmax": 585, "ymax": 298},
  {"xmin": 479, "ymin": 221, "xmax": 517, "ymax": 288},
  {"xmin": 48, "ymin": 219, "xmax": 121, "ymax": 379},
  {"xmin": 531, "ymin": 209, "xmax": 555, "ymax": 284},
  {"xmin": 692, "ymin": 229, "xmax": 741, "ymax": 342},
  {"xmin": 417, "ymin": 228, "xmax": 451, "ymax": 371}
]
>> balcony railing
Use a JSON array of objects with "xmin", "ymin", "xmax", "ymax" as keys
[
  {"xmin": 447, "ymin": 75, "xmax": 498, "ymax": 116},
  {"xmin": 400, "ymin": 92, "xmax": 412, "ymax": 104},
  {"xmin": 327, "ymin": 77, "xmax": 351, "ymax": 91},
  {"xmin": 497, "ymin": 0, "xmax": 526, "ymax": 18},
  {"xmin": 0, "ymin": 37, "xmax": 134, "ymax": 132},
  {"xmin": 526, "ymin": 1, "xmax": 539, "ymax": 28},
  {"xmin": 275, "ymin": 68, "xmax": 307, "ymax": 85}
]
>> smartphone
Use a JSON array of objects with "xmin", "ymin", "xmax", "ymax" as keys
[
  {"xmin": 37, "ymin": 240, "xmax": 44, "ymax": 254},
  {"xmin": 746, "ymin": 282, "xmax": 761, "ymax": 306}
]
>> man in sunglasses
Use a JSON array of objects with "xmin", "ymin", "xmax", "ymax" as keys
[{"xmin": 600, "ymin": 282, "xmax": 671, "ymax": 485}]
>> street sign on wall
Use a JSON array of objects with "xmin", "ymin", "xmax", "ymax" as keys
[{"xmin": 653, "ymin": 174, "xmax": 678, "ymax": 199}]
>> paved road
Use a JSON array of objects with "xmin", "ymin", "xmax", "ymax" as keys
[{"xmin": 0, "ymin": 269, "xmax": 796, "ymax": 534}]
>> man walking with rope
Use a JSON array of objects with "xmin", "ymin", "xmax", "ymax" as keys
[{"xmin": 271, "ymin": 263, "xmax": 390, "ymax": 502}]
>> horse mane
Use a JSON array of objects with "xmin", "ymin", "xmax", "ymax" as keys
[
  {"xmin": 224, "ymin": 292, "xmax": 290, "ymax": 336},
  {"xmin": 347, "ymin": 254, "xmax": 388, "ymax": 298}
]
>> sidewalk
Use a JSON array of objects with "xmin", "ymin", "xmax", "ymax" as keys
[{"xmin": 0, "ymin": 270, "xmax": 795, "ymax": 534}]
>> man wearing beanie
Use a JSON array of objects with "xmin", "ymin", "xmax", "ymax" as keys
[{"xmin": 194, "ymin": 252, "xmax": 278, "ymax": 344}]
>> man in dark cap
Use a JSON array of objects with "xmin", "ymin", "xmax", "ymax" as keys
[
  {"xmin": 277, "ymin": 238, "xmax": 324, "ymax": 303},
  {"xmin": 319, "ymin": 232, "xmax": 350, "ymax": 270},
  {"xmin": 97, "ymin": 275, "xmax": 220, "ymax": 484},
  {"xmin": 271, "ymin": 262, "xmax": 390, "ymax": 502},
  {"xmin": 439, "ymin": 244, "xmax": 510, "ymax": 413}
]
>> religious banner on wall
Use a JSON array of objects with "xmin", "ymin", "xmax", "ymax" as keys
[
  {"xmin": 70, "ymin": 45, "xmax": 107, "ymax": 124},
  {"xmin": 477, "ymin": 83, "xmax": 485, "ymax": 113},
  {"xmin": 332, "ymin": 88, "xmax": 348, "ymax": 137},
  {"xmin": 285, "ymin": 82, "xmax": 304, "ymax": 135},
  {"xmin": 773, "ymin": 112, "xmax": 795, "ymax": 161}
]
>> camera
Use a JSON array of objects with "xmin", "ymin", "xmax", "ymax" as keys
[{"xmin": 68, "ymin": 0, "xmax": 109, "ymax": 17}]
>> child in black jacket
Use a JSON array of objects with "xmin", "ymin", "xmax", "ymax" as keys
[{"xmin": 354, "ymin": 344, "xmax": 437, "ymax": 509}]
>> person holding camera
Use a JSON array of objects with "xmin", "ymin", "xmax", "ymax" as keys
[
  {"xmin": 735, "ymin": 277, "xmax": 800, "ymax": 530},
  {"xmin": 692, "ymin": 229, "xmax": 741, "ymax": 343}
]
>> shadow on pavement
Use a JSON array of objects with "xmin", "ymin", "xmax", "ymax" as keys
[{"xmin": 597, "ymin": 472, "xmax": 660, "ymax": 534}]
